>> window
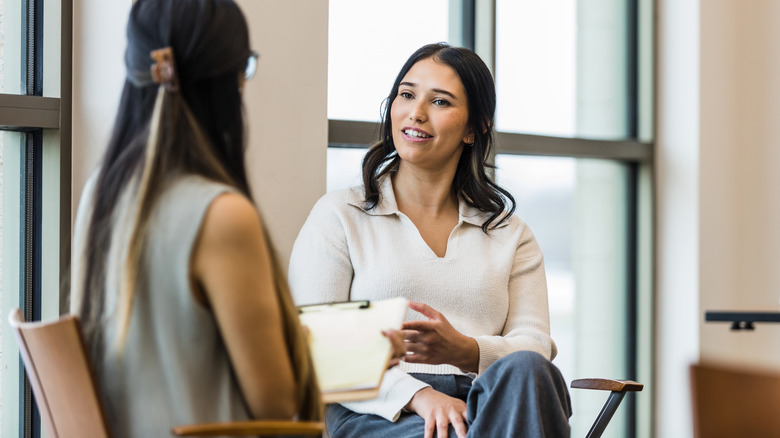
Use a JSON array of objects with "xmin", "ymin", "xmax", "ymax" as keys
[
  {"xmin": 0, "ymin": 0, "xmax": 72, "ymax": 436},
  {"xmin": 495, "ymin": 0, "xmax": 577, "ymax": 137},
  {"xmin": 328, "ymin": 0, "xmax": 449, "ymax": 123},
  {"xmin": 495, "ymin": 155, "xmax": 640, "ymax": 436},
  {"xmin": 327, "ymin": 1, "xmax": 654, "ymax": 437}
]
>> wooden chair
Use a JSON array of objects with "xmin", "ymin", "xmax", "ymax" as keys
[
  {"xmin": 571, "ymin": 377, "xmax": 644, "ymax": 438},
  {"xmin": 7, "ymin": 308, "xmax": 324, "ymax": 437},
  {"xmin": 690, "ymin": 362, "xmax": 780, "ymax": 438}
]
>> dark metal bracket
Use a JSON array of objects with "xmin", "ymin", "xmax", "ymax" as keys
[{"xmin": 705, "ymin": 311, "xmax": 780, "ymax": 331}]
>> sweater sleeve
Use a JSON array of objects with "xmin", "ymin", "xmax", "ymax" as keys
[
  {"xmin": 473, "ymin": 224, "xmax": 557, "ymax": 375},
  {"xmin": 340, "ymin": 367, "xmax": 430, "ymax": 422},
  {"xmin": 289, "ymin": 194, "xmax": 354, "ymax": 305}
]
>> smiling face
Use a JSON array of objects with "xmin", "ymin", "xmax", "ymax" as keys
[{"xmin": 390, "ymin": 58, "xmax": 474, "ymax": 174}]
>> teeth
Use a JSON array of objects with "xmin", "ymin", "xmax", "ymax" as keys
[{"xmin": 404, "ymin": 129, "xmax": 431, "ymax": 138}]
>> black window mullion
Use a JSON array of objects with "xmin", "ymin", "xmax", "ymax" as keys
[
  {"xmin": 23, "ymin": 0, "xmax": 43, "ymax": 97},
  {"xmin": 627, "ymin": 0, "xmax": 639, "ymax": 139},
  {"xmin": 461, "ymin": 0, "xmax": 476, "ymax": 51},
  {"xmin": 18, "ymin": 130, "xmax": 43, "ymax": 438},
  {"xmin": 625, "ymin": 161, "xmax": 639, "ymax": 438},
  {"xmin": 19, "ymin": 0, "xmax": 44, "ymax": 437},
  {"xmin": 33, "ymin": 0, "xmax": 43, "ymax": 96},
  {"xmin": 625, "ymin": 2, "xmax": 640, "ymax": 436}
]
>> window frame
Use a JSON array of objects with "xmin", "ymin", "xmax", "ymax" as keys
[{"xmin": 0, "ymin": 0, "xmax": 73, "ymax": 435}]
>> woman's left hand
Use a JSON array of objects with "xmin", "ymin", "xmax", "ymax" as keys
[{"xmin": 401, "ymin": 302, "xmax": 480, "ymax": 372}]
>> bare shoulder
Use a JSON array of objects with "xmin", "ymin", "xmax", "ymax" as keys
[
  {"xmin": 191, "ymin": 191, "xmax": 271, "ymax": 296},
  {"xmin": 200, "ymin": 192, "xmax": 265, "ymax": 244}
]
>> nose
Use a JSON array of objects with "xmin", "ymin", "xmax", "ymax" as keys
[{"xmin": 408, "ymin": 100, "xmax": 427, "ymax": 123}]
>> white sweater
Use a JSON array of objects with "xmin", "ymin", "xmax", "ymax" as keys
[{"xmin": 289, "ymin": 176, "xmax": 556, "ymax": 422}]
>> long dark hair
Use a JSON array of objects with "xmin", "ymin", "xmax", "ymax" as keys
[
  {"xmin": 361, "ymin": 42, "xmax": 515, "ymax": 232},
  {"xmin": 76, "ymin": 0, "xmax": 320, "ymax": 420}
]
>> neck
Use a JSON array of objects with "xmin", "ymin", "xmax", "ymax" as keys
[{"xmin": 392, "ymin": 163, "xmax": 458, "ymax": 216}]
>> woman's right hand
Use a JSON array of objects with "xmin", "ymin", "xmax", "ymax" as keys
[
  {"xmin": 383, "ymin": 329, "xmax": 407, "ymax": 369},
  {"xmin": 406, "ymin": 387, "xmax": 468, "ymax": 438}
]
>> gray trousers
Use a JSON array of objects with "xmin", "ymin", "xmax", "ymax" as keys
[{"xmin": 325, "ymin": 351, "xmax": 572, "ymax": 437}]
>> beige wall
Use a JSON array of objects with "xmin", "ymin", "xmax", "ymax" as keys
[
  {"xmin": 237, "ymin": 0, "xmax": 328, "ymax": 267},
  {"xmin": 699, "ymin": 0, "xmax": 780, "ymax": 367},
  {"xmin": 72, "ymin": 1, "xmax": 328, "ymax": 267},
  {"xmin": 657, "ymin": 0, "xmax": 780, "ymax": 436}
]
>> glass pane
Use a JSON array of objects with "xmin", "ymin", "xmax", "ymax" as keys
[
  {"xmin": 327, "ymin": 147, "xmax": 366, "ymax": 193},
  {"xmin": 0, "ymin": 132, "xmax": 5, "ymax": 415},
  {"xmin": 42, "ymin": 0, "xmax": 62, "ymax": 97},
  {"xmin": 495, "ymin": 0, "xmax": 629, "ymax": 139},
  {"xmin": 495, "ymin": 154, "xmax": 630, "ymax": 437},
  {"xmin": 0, "ymin": 131, "xmax": 23, "ymax": 436},
  {"xmin": 0, "ymin": 0, "xmax": 25, "ymax": 94},
  {"xmin": 328, "ymin": 0, "xmax": 449, "ymax": 122}
]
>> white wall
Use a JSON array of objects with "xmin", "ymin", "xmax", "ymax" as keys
[
  {"xmin": 72, "ymin": 1, "xmax": 328, "ymax": 267},
  {"xmin": 71, "ymin": 0, "xmax": 130, "ymax": 220},
  {"xmin": 656, "ymin": 1, "xmax": 700, "ymax": 436},
  {"xmin": 656, "ymin": 0, "xmax": 780, "ymax": 436}
]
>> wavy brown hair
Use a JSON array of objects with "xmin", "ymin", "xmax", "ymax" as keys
[{"xmin": 362, "ymin": 43, "xmax": 515, "ymax": 232}]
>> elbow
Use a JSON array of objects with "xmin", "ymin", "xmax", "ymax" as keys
[
  {"xmin": 248, "ymin": 391, "xmax": 298, "ymax": 420},
  {"xmin": 272, "ymin": 396, "xmax": 298, "ymax": 419}
]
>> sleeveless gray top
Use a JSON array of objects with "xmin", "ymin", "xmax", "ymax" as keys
[{"xmin": 72, "ymin": 174, "xmax": 250, "ymax": 438}]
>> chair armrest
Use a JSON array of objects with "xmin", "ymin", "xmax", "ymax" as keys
[
  {"xmin": 571, "ymin": 378, "xmax": 643, "ymax": 438},
  {"xmin": 171, "ymin": 420, "xmax": 324, "ymax": 436},
  {"xmin": 571, "ymin": 378, "xmax": 643, "ymax": 392}
]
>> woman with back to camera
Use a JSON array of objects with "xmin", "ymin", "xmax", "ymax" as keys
[
  {"xmin": 69, "ymin": 0, "xmax": 322, "ymax": 435},
  {"xmin": 289, "ymin": 43, "xmax": 572, "ymax": 437}
]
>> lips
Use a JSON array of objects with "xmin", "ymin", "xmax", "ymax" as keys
[{"xmin": 401, "ymin": 127, "xmax": 433, "ymax": 140}]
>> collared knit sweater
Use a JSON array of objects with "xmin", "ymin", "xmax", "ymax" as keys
[{"xmin": 289, "ymin": 176, "xmax": 556, "ymax": 422}]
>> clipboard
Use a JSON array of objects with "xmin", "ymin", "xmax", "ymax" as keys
[{"xmin": 297, "ymin": 297, "xmax": 409, "ymax": 403}]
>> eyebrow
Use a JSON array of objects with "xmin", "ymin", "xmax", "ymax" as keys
[{"xmin": 399, "ymin": 81, "xmax": 458, "ymax": 99}]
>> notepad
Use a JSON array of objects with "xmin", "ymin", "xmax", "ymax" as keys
[{"xmin": 297, "ymin": 297, "xmax": 409, "ymax": 403}]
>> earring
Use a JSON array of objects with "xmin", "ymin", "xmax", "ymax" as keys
[{"xmin": 465, "ymin": 135, "xmax": 474, "ymax": 145}]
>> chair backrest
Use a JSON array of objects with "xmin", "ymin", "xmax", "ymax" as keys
[
  {"xmin": 8, "ymin": 308, "xmax": 111, "ymax": 438},
  {"xmin": 690, "ymin": 362, "xmax": 780, "ymax": 438}
]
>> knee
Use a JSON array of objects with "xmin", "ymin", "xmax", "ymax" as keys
[
  {"xmin": 475, "ymin": 351, "xmax": 571, "ymax": 418},
  {"xmin": 485, "ymin": 350, "xmax": 562, "ymax": 384},
  {"xmin": 501, "ymin": 350, "xmax": 552, "ymax": 372}
]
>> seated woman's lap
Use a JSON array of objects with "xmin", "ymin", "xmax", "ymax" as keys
[
  {"xmin": 326, "ymin": 374, "xmax": 470, "ymax": 438},
  {"xmin": 326, "ymin": 351, "xmax": 571, "ymax": 438}
]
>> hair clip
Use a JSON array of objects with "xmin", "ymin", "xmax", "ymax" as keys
[{"xmin": 150, "ymin": 47, "xmax": 179, "ymax": 92}]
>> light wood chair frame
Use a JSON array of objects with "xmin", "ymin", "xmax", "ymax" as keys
[{"xmin": 8, "ymin": 308, "xmax": 323, "ymax": 437}]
